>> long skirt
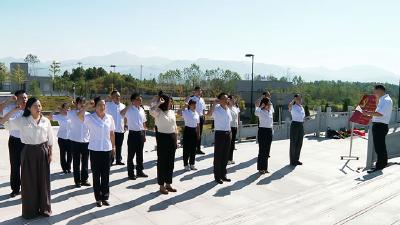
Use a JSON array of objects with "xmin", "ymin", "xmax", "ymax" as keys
[{"xmin": 21, "ymin": 142, "xmax": 51, "ymax": 219}]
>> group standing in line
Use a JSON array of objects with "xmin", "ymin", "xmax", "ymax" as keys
[{"xmin": 0, "ymin": 83, "xmax": 393, "ymax": 219}]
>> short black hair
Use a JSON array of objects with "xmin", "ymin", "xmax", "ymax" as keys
[
  {"xmin": 130, "ymin": 93, "xmax": 142, "ymax": 101},
  {"xmin": 159, "ymin": 94, "xmax": 171, "ymax": 111},
  {"xmin": 374, "ymin": 85, "xmax": 386, "ymax": 92},
  {"xmin": 217, "ymin": 92, "xmax": 227, "ymax": 100},
  {"xmin": 260, "ymin": 98, "xmax": 270, "ymax": 107},
  {"xmin": 14, "ymin": 90, "xmax": 26, "ymax": 97},
  {"xmin": 93, "ymin": 96, "xmax": 103, "ymax": 107},
  {"xmin": 75, "ymin": 96, "xmax": 86, "ymax": 104},
  {"xmin": 22, "ymin": 97, "xmax": 39, "ymax": 117},
  {"xmin": 110, "ymin": 90, "xmax": 119, "ymax": 96},
  {"xmin": 294, "ymin": 94, "xmax": 301, "ymax": 98},
  {"xmin": 194, "ymin": 86, "xmax": 201, "ymax": 91},
  {"xmin": 158, "ymin": 90, "xmax": 164, "ymax": 97},
  {"xmin": 61, "ymin": 102, "xmax": 69, "ymax": 109}
]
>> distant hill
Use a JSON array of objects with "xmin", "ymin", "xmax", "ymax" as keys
[{"xmin": 1, "ymin": 51, "xmax": 399, "ymax": 84}]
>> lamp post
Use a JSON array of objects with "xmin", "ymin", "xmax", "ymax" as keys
[
  {"xmin": 245, "ymin": 54, "xmax": 255, "ymax": 116},
  {"xmin": 110, "ymin": 65, "xmax": 116, "ymax": 91}
]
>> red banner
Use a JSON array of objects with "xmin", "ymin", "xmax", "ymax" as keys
[{"xmin": 349, "ymin": 95, "xmax": 378, "ymax": 125}]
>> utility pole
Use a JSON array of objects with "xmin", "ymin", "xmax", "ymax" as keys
[
  {"xmin": 140, "ymin": 64, "xmax": 143, "ymax": 80},
  {"xmin": 110, "ymin": 65, "xmax": 116, "ymax": 91}
]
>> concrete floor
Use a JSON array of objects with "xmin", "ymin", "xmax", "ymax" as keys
[{"xmin": 0, "ymin": 128, "xmax": 399, "ymax": 225}]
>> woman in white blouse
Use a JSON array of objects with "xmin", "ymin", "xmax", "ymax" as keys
[
  {"xmin": 49, "ymin": 102, "xmax": 71, "ymax": 174},
  {"xmin": 228, "ymin": 95, "xmax": 240, "ymax": 165},
  {"xmin": 0, "ymin": 97, "xmax": 54, "ymax": 219},
  {"xmin": 288, "ymin": 94, "xmax": 305, "ymax": 166},
  {"xmin": 178, "ymin": 99, "xmax": 200, "ymax": 171},
  {"xmin": 255, "ymin": 97, "xmax": 274, "ymax": 174},
  {"xmin": 150, "ymin": 93, "xmax": 178, "ymax": 195},
  {"xmin": 78, "ymin": 97, "xmax": 116, "ymax": 207}
]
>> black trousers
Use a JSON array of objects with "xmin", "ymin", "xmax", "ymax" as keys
[
  {"xmin": 229, "ymin": 127, "xmax": 238, "ymax": 161},
  {"xmin": 58, "ymin": 138, "xmax": 72, "ymax": 172},
  {"xmin": 156, "ymin": 133, "xmax": 177, "ymax": 185},
  {"xmin": 196, "ymin": 116, "xmax": 205, "ymax": 151},
  {"xmin": 257, "ymin": 128, "xmax": 273, "ymax": 170},
  {"xmin": 372, "ymin": 122, "xmax": 389, "ymax": 169},
  {"xmin": 183, "ymin": 126, "xmax": 197, "ymax": 166},
  {"xmin": 127, "ymin": 130, "xmax": 145, "ymax": 177},
  {"xmin": 214, "ymin": 131, "xmax": 231, "ymax": 180},
  {"xmin": 111, "ymin": 132, "xmax": 124, "ymax": 164},
  {"xmin": 8, "ymin": 136, "xmax": 24, "ymax": 193},
  {"xmin": 289, "ymin": 121, "xmax": 304, "ymax": 164},
  {"xmin": 71, "ymin": 141, "xmax": 89, "ymax": 184},
  {"xmin": 89, "ymin": 150, "xmax": 111, "ymax": 201}
]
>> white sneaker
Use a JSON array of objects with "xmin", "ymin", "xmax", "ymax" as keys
[
  {"xmin": 184, "ymin": 165, "xmax": 191, "ymax": 171},
  {"xmin": 190, "ymin": 165, "xmax": 197, "ymax": 171}
]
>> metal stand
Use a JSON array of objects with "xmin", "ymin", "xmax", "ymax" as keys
[{"xmin": 340, "ymin": 122, "xmax": 359, "ymax": 160}]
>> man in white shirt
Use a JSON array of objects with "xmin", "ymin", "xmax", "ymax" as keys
[
  {"xmin": 186, "ymin": 86, "xmax": 206, "ymax": 155},
  {"xmin": 288, "ymin": 94, "xmax": 306, "ymax": 166},
  {"xmin": 106, "ymin": 90, "xmax": 126, "ymax": 166},
  {"xmin": 2, "ymin": 90, "xmax": 27, "ymax": 197},
  {"xmin": 120, "ymin": 93, "xmax": 148, "ymax": 179},
  {"xmin": 208, "ymin": 93, "xmax": 232, "ymax": 184},
  {"xmin": 363, "ymin": 85, "xmax": 393, "ymax": 173}
]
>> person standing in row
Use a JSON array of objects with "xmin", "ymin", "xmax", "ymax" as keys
[
  {"xmin": 363, "ymin": 85, "xmax": 393, "ymax": 173},
  {"xmin": 79, "ymin": 97, "xmax": 116, "ymax": 207},
  {"xmin": 49, "ymin": 103, "xmax": 72, "ymax": 174},
  {"xmin": 120, "ymin": 93, "xmax": 148, "ymax": 180},
  {"xmin": 3, "ymin": 90, "xmax": 27, "ymax": 198},
  {"xmin": 1, "ymin": 97, "xmax": 54, "ymax": 219},
  {"xmin": 255, "ymin": 97, "xmax": 274, "ymax": 174},
  {"xmin": 288, "ymin": 94, "xmax": 305, "ymax": 166},
  {"xmin": 208, "ymin": 93, "xmax": 232, "ymax": 184},
  {"xmin": 150, "ymin": 93, "xmax": 178, "ymax": 194},
  {"xmin": 68, "ymin": 97, "xmax": 91, "ymax": 188},
  {"xmin": 106, "ymin": 90, "xmax": 126, "ymax": 166},
  {"xmin": 178, "ymin": 99, "xmax": 200, "ymax": 171},
  {"xmin": 228, "ymin": 95, "xmax": 240, "ymax": 165},
  {"xmin": 186, "ymin": 86, "xmax": 206, "ymax": 155}
]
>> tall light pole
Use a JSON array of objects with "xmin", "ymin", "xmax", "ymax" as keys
[
  {"xmin": 110, "ymin": 65, "xmax": 116, "ymax": 91},
  {"xmin": 245, "ymin": 54, "xmax": 255, "ymax": 116}
]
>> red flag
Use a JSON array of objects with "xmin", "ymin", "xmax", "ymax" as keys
[{"xmin": 349, "ymin": 95, "xmax": 378, "ymax": 125}]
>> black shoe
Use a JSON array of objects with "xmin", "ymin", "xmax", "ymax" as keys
[
  {"xmin": 215, "ymin": 179, "xmax": 223, "ymax": 184},
  {"xmin": 102, "ymin": 200, "xmax": 110, "ymax": 206},
  {"xmin": 296, "ymin": 161, "xmax": 303, "ymax": 165},
  {"xmin": 81, "ymin": 181, "xmax": 91, "ymax": 186},
  {"xmin": 67, "ymin": 170, "xmax": 72, "ymax": 173},
  {"xmin": 367, "ymin": 168, "xmax": 382, "ymax": 174},
  {"xmin": 136, "ymin": 172, "xmax": 148, "ymax": 178},
  {"xmin": 62, "ymin": 170, "xmax": 68, "ymax": 174},
  {"xmin": 128, "ymin": 175, "xmax": 137, "ymax": 180},
  {"xmin": 116, "ymin": 161, "xmax": 125, "ymax": 165},
  {"xmin": 75, "ymin": 183, "xmax": 81, "ymax": 188},
  {"xmin": 96, "ymin": 201, "xmax": 102, "ymax": 207},
  {"xmin": 196, "ymin": 150, "xmax": 205, "ymax": 155},
  {"xmin": 10, "ymin": 191, "xmax": 20, "ymax": 198},
  {"xmin": 222, "ymin": 177, "xmax": 231, "ymax": 182}
]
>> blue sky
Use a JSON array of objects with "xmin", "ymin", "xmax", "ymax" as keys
[{"xmin": 1, "ymin": 0, "xmax": 399, "ymax": 73}]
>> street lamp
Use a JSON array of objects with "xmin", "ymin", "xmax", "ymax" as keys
[
  {"xmin": 110, "ymin": 65, "xmax": 116, "ymax": 91},
  {"xmin": 245, "ymin": 54, "xmax": 255, "ymax": 116}
]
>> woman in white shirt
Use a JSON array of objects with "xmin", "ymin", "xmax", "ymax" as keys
[
  {"xmin": 49, "ymin": 102, "xmax": 72, "ymax": 174},
  {"xmin": 228, "ymin": 95, "xmax": 240, "ymax": 165},
  {"xmin": 68, "ymin": 97, "xmax": 91, "ymax": 188},
  {"xmin": 150, "ymin": 93, "xmax": 178, "ymax": 195},
  {"xmin": 78, "ymin": 97, "xmax": 116, "ymax": 207},
  {"xmin": 288, "ymin": 94, "xmax": 305, "ymax": 166},
  {"xmin": 1, "ymin": 97, "xmax": 54, "ymax": 219},
  {"xmin": 178, "ymin": 99, "xmax": 200, "ymax": 171},
  {"xmin": 255, "ymin": 97, "xmax": 274, "ymax": 174}
]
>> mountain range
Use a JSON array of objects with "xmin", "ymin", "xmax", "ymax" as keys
[{"xmin": 1, "ymin": 51, "xmax": 399, "ymax": 84}]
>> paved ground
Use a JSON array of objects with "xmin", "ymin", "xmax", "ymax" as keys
[{"xmin": 0, "ymin": 128, "xmax": 399, "ymax": 225}]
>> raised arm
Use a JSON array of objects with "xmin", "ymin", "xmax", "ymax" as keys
[
  {"xmin": 288, "ymin": 99, "xmax": 295, "ymax": 112},
  {"xmin": 120, "ymin": 105, "xmax": 130, "ymax": 117},
  {"xmin": 77, "ymin": 101, "xmax": 93, "ymax": 121},
  {"xmin": 150, "ymin": 97, "xmax": 164, "ymax": 117},
  {"xmin": 0, "ymin": 105, "xmax": 20, "ymax": 125},
  {"xmin": 0, "ymin": 96, "xmax": 17, "ymax": 113},
  {"xmin": 206, "ymin": 99, "xmax": 219, "ymax": 116}
]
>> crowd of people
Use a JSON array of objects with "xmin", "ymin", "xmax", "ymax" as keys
[{"xmin": 0, "ymin": 84, "xmax": 393, "ymax": 219}]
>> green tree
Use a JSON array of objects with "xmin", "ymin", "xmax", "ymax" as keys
[
  {"xmin": 0, "ymin": 63, "xmax": 9, "ymax": 90},
  {"xmin": 183, "ymin": 64, "xmax": 203, "ymax": 88},
  {"xmin": 24, "ymin": 54, "xmax": 40, "ymax": 76},
  {"xmin": 12, "ymin": 65, "xmax": 26, "ymax": 89},
  {"xmin": 29, "ymin": 80, "xmax": 42, "ymax": 97},
  {"xmin": 49, "ymin": 61, "xmax": 61, "ymax": 96}
]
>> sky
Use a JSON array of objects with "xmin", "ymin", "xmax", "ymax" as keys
[{"xmin": 1, "ymin": 0, "xmax": 399, "ymax": 73}]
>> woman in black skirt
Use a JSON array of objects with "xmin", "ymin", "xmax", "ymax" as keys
[
  {"xmin": 255, "ymin": 97, "xmax": 274, "ymax": 174},
  {"xmin": 49, "ymin": 102, "xmax": 72, "ymax": 174},
  {"xmin": 178, "ymin": 99, "xmax": 200, "ymax": 171},
  {"xmin": 1, "ymin": 97, "xmax": 54, "ymax": 219},
  {"xmin": 150, "ymin": 93, "xmax": 178, "ymax": 195},
  {"xmin": 78, "ymin": 97, "xmax": 116, "ymax": 207}
]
